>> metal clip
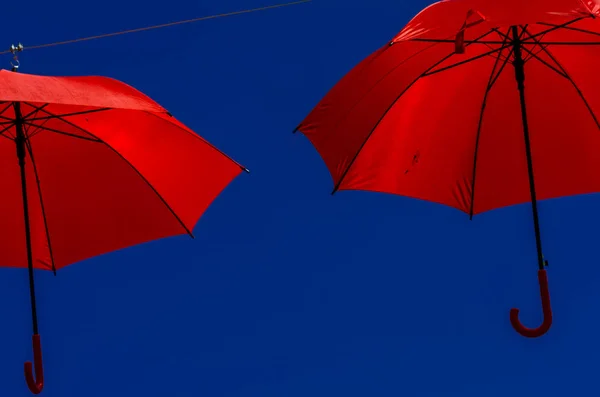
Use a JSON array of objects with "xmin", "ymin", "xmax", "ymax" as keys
[
  {"xmin": 10, "ymin": 43, "xmax": 23, "ymax": 72},
  {"xmin": 10, "ymin": 43, "xmax": 23, "ymax": 54}
]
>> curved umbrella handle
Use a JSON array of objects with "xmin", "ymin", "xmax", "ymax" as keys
[
  {"xmin": 24, "ymin": 334, "xmax": 44, "ymax": 394},
  {"xmin": 509, "ymin": 269, "xmax": 552, "ymax": 338}
]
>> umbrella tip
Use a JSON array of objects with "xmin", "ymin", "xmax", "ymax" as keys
[{"xmin": 242, "ymin": 167, "xmax": 250, "ymax": 174}]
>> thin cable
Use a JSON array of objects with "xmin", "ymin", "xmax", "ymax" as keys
[{"xmin": 0, "ymin": 0, "xmax": 311, "ymax": 55}]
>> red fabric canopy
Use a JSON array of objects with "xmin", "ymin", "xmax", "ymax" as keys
[
  {"xmin": 0, "ymin": 70, "xmax": 246, "ymax": 270},
  {"xmin": 297, "ymin": 0, "xmax": 600, "ymax": 216}
]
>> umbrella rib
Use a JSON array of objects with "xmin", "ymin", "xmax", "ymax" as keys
[
  {"xmin": 24, "ymin": 139, "xmax": 57, "ymax": 274},
  {"xmin": 524, "ymin": 16, "xmax": 588, "ymax": 41},
  {"xmin": 294, "ymin": 39, "xmax": 448, "ymax": 136},
  {"xmin": 469, "ymin": 31, "xmax": 512, "ymax": 219},
  {"xmin": 24, "ymin": 108, "xmax": 42, "ymax": 134},
  {"xmin": 23, "ymin": 122, "xmax": 102, "ymax": 142},
  {"xmin": 22, "ymin": 104, "xmax": 50, "ymax": 121},
  {"xmin": 27, "ymin": 114, "xmax": 58, "ymax": 141},
  {"xmin": 0, "ymin": 102, "xmax": 39, "ymax": 123},
  {"xmin": 24, "ymin": 106, "xmax": 194, "ymax": 237},
  {"xmin": 98, "ymin": 141, "xmax": 195, "ymax": 238},
  {"xmin": 526, "ymin": 49, "xmax": 567, "ymax": 74},
  {"xmin": 423, "ymin": 43, "xmax": 512, "ymax": 77},
  {"xmin": 24, "ymin": 103, "xmax": 103, "ymax": 141},
  {"xmin": 520, "ymin": 16, "xmax": 600, "ymax": 45},
  {"xmin": 409, "ymin": 38, "xmax": 506, "ymax": 45},
  {"xmin": 27, "ymin": 108, "xmax": 111, "ymax": 122},
  {"xmin": 522, "ymin": 42, "xmax": 549, "ymax": 62},
  {"xmin": 0, "ymin": 122, "xmax": 15, "ymax": 141},
  {"xmin": 535, "ymin": 41, "xmax": 600, "ymax": 45},
  {"xmin": 0, "ymin": 103, "xmax": 16, "ymax": 131},
  {"xmin": 522, "ymin": 27, "xmax": 551, "ymax": 63},
  {"xmin": 492, "ymin": 28, "xmax": 512, "ymax": 41},
  {"xmin": 537, "ymin": 21, "xmax": 600, "ymax": 38},
  {"xmin": 0, "ymin": 104, "xmax": 51, "ymax": 139},
  {"xmin": 23, "ymin": 107, "xmax": 47, "ymax": 139},
  {"xmin": 26, "ymin": 104, "xmax": 248, "ymax": 175},
  {"xmin": 142, "ymin": 111, "xmax": 249, "ymax": 173},
  {"xmin": 331, "ymin": 29, "xmax": 502, "ymax": 193},
  {"xmin": 519, "ymin": 46, "xmax": 567, "ymax": 78},
  {"xmin": 0, "ymin": 103, "xmax": 16, "ymax": 140},
  {"xmin": 0, "ymin": 102, "xmax": 13, "ymax": 116},
  {"xmin": 522, "ymin": 29, "xmax": 600, "ymax": 130}
]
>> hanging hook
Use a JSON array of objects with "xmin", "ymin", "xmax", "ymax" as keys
[
  {"xmin": 9, "ymin": 43, "xmax": 23, "ymax": 72},
  {"xmin": 509, "ymin": 269, "xmax": 553, "ymax": 338},
  {"xmin": 24, "ymin": 334, "xmax": 44, "ymax": 394},
  {"xmin": 11, "ymin": 58, "xmax": 20, "ymax": 72}
]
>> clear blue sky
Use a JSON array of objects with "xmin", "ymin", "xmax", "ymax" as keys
[{"xmin": 0, "ymin": 0, "xmax": 598, "ymax": 396}]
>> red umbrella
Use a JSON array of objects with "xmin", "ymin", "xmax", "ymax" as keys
[
  {"xmin": 295, "ymin": 0, "xmax": 600, "ymax": 338},
  {"xmin": 1, "ymin": 53, "xmax": 247, "ymax": 394}
]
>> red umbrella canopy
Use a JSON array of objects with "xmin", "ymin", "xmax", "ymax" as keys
[
  {"xmin": 0, "ymin": 69, "xmax": 247, "ymax": 394},
  {"xmin": 296, "ymin": 0, "xmax": 600, "ymax": 216},
  {"xmin": 0, "ymin": 69, "xmax": 247, "ymax": 271},
  {"xmin": 295, "ymin": 0, "xmax": 600, "ymax": 339}
]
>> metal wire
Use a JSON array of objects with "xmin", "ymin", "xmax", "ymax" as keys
[{"xmin": 0, "ymin": 0, "xmax": 311, "ymax": 55}]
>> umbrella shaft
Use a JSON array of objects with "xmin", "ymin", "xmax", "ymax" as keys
[
  {"xmin": 14, "ymin": 102, "xmax": 40, "ymax": 335},
  {"xmin": 511, "ymin": 26, "xmax": 545, "ymax": 271}
]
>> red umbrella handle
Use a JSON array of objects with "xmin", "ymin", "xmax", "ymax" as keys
[
  {"xmin": 509, "ymin": 270, "xmax": 552, "ymax": 338},
  {"xmin": 24, "ymin": 334, "xmax": 44, "ymax": 394}
]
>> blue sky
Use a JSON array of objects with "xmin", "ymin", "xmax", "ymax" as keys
[{"xmin": 0, "ymin": 0, "xmax": 598, "ymax": 396}]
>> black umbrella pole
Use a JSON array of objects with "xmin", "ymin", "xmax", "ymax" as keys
[
  {"xmin": 14, "ymin": 103, "xmax": 40, "ymax": 336},
  {"xmin": 16, "ymin": 103, "xmax": 45, "ymax": 394},
  {"xmin": 508, "ymin": 26, "xmax": 552, "ymax": 338},
  {"xmin": 511, "ymin": 26, "xmax": 545, "ymax": 271}
]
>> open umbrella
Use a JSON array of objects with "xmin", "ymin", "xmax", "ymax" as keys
[
  {"xmin": 1, "ymin": 48, "xmax": 247, "ymax": 394},
  {"xmin": 294, "ymin": 0, "xmax": 600, "ymax": 338}
]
